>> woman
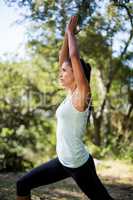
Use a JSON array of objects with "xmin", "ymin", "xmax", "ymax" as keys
[{"xmin": 16, "ymin": 16, "xmax": 114, "ymax": 200}]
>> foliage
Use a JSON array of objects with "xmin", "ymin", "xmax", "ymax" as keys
[
  {"xmin": 0, "ymin": 0, "xmax": 133, "ymax": 170},
  {"xmin": 0, "ymin": 60, "xmax": 60, "ymax": 171}
]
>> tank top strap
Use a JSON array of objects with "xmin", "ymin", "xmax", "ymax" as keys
[{"xmin": 86, "ymin": 96, "xmax": 92, "ymax": 114}]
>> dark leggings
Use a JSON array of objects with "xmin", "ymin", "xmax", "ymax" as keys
[{"xmin": 16, "ymin": 154, "xmax": 114, "ymax": 200}]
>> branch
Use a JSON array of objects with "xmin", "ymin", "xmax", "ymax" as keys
[
  {"xmin": 126, "ymin": 104, "xmax": 133, "ymax": 118},
  {"xmin": 120, "ymin": 28, "xmax": 133, "ymax": 59},
  {"xmin": 114, "ymin": 3, "xmax": 133, "ymax": 58},
  {"xmin": 118, "ymin": 3, "xmax": 133, "ymax": 28}
]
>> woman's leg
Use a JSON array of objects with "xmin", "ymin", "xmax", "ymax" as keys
[
  {"xmin": 16, "ymin": 157, "xmax": 70, "ymax": 198},
  {"xmin": 62, "ymin": 154, "xmax": 114, "ymax": 200}
]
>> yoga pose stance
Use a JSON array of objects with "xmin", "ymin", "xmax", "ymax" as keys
[{"xmin": 16, "ymin": 16, "xmax": 114, "ymax": 200}]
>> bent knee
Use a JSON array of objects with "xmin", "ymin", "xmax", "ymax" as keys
[{"xmin": 16, "ymin": 177, "xmax": 24, "ymax": 191}]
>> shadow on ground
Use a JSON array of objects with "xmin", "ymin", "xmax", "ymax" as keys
[{"xmin": 0, "ymin": 172, "xmax": 133, "ymax": 200}]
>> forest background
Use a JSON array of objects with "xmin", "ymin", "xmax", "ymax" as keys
[{"xmin": 0, "ymin": 0, "xmax": 133, "ymax": 172}]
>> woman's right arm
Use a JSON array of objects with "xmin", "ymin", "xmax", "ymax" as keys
[
  {"xmin": 59, "ymin": 19, "xmax": 80, "ymax": 69},
  {"xmin": 59, "ymin": 32, "xmax": 69, "ymax": 69}
]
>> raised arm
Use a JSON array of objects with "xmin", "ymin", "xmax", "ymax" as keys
[
  {"xmin": 66, "ymin": 16, "xmax": 89, "ymax": 90},
  {"xmin": 59, "ymin": 32, "xmax": 69, "ymax": 69},
  {"xmin": 59, "ymin": 21, "xmax": 80, "ymax": 70}
]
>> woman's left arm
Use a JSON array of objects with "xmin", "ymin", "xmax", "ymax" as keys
[{"xmin": 67, "ymin": 16, "xmax": 89, "ymax": 91}]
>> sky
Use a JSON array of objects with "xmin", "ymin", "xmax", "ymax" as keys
[
  {"xmin": 0, "ymin": 0, "xmax": 28, "ymax": 60},
  {"xmin": 0, "ymin": 0, "xmax": 132, "ymax": 66}
]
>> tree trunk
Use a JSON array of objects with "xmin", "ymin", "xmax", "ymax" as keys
[{"xmin": 93, "ymin": 115, "xmax": 102, "ymax": 146}]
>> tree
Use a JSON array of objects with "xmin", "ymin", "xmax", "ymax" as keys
[{"xmin": 1, "ymin": 0, "xmax": 133, "ymax": 168}]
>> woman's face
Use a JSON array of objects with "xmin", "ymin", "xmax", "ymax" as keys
[{"xmin": 59, "ymin": 61, "xmax": 75, "ymax": 88}]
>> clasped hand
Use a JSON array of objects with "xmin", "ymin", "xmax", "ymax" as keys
[{"xmin": 66, "ymin": 16, "xmax": 80, "ymax": 35}]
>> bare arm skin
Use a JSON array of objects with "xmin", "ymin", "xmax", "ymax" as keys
[
  {"xmin": 67, "ymin": 31, "xmax": 89, "ymax": 89},
  {"xmin": 66, "ymin": 16, "xmax": 91, "ymax": 110},
  {"xmin": 66, "ymin": 16, "xmax": 89, "ymax": 91},
  {"xmin": 59, "ymin": 32, "xmax": 69, "ymax": 70},
  {"xmin": 58, "ymin": 18, "xmax": 80, "ymax": 70},
  {"xmin": 58, "ymin": 19, "xmax": 80, "ymax": 69}
]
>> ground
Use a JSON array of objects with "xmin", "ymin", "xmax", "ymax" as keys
[{"xmin": 0, "ymin": 159, "xmax": 133, "ymax": 200}]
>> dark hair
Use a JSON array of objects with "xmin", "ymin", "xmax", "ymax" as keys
[
  {"xmin": 80, "ymin": 58, "xmax": 91, "ymax": 83},
  {"xmin": 64, "ymin": 58, "xmax": 91, "ymax": 83}
]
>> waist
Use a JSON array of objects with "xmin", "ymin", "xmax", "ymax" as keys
[{"xmin": 56, "ymin": 142, "xmax": 89, "ymax": 168}]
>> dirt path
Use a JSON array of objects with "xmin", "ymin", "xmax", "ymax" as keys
[{"xmin": 0, "ymin": 159, "xmax": 132, "ymax": 200}]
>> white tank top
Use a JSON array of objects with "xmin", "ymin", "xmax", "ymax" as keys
[{"xmin": 55, "ymin": 92, "xmax": 91, "ymax": 168}]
